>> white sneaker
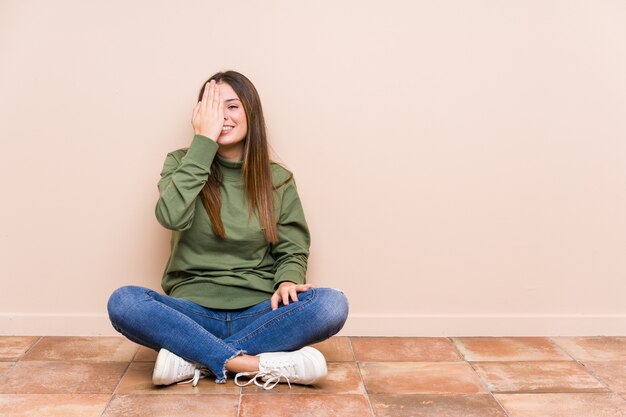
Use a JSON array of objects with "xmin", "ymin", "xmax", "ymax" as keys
[
  {"xmin": 152, "ymin": 348, "xmax": 209, "ymax": 387},
  {"xmin": 234, "ymin": 346, "xmax": 327, "ymax": 390}
]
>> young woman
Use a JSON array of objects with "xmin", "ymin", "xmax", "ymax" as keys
[{"xmin": 107, "ymin": 71, "xmax": 348, "ymax": 389}]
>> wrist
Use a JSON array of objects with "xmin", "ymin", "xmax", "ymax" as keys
[{"xmin": 195, "ymin": 131, "xmax": 217, "ymax": 142}]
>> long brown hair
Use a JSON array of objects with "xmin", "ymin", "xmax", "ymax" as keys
[{"xmin": 197, "ymin": 71, "xmax": 279, "ymax": 243}]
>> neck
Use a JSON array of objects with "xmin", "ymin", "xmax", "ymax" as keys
[{"xmin": 217, "ymin": 143, "xmax": 244, "ymax": 162}]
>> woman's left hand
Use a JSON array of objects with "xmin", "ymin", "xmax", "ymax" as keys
[{"xmin": 271, "ymin": 282, "xmax": 315, "ymax": 310}]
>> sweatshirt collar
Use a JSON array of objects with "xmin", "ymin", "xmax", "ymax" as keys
[{"xmin": 216, "ymin": 154, "xmax": 243, "ymax": 182}]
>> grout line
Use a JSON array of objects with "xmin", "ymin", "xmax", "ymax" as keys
[
  {"xmin": 447, "ymin": 336, "xmax": 468, "ymax": 361},
  {"xmin": 574, "ymin": 362, "xmax": 620, "ymax": 396},
  {"xmin": 555, "ymin": 337, "xmax": 626, "ymax": 397},
  {"xmin": 465, "ymin": 360, "xmax": 495, "ymax": 395},
  {"xmin": 17, "ymin": 336, "xmax": 43, "ymax": 360},
  {"xmin": 459, "ymin": 344, "xmax": 513, "ymax": 417},
  {"xmin": 129, "ymin": 344, "xmax": 142, "ymax": 362},
  {"xmin": 236, "ymin": 381, "xmax": 243, "ymax": 417},
  {"xmin": 353, "ymin": 359, "xmax": 376, "ymax": 416},
  {"xmin": 100, "ymin": 354, "xmax": 133, "ymax": 417},
  {"xmin": 548, "ymin": 336, "xmax": 581, "ymax": 362},
  {"xmin": 548, "ymin": 337, "xmax": 620, "ymax": 395},
  {"xmin": 348, "ymin": 336, "xmax": 375, "ymax": 415},
  {"xmin": 110, "ymin": 360, "xmax": 133, "ymax": 396},
  {"xmin": 98, "ymin": 394, "xmax": 116, "ymax": 417},
  {"xmin": 99, "ymin": 339, "xmax": 132, "ymax": 417},
  {"xmin": 489, "ymin": 392, "xmax": 513, "ymax": 417},
  {"xmin": 347, "ymin": 336, "xmax": 357, "ymax": 362},
  {"xmin": 484, "ymin": 389, "xmax": 616, "ymax": 395}
]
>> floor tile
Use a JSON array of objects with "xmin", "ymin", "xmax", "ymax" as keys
[
  {"xmin": 352, "ymin": 337, "xmax": 462, "ymax": 362},
  {"xmin": 360, "ymin": 362, "xmax": 486, "ymax": 394},
  {"xmin": 495, "ymin": 393, "xmax": 626, "ymax": 417},
  {"xmin": 453, "ymin": 337, "xmax": 570, "ymax": 361},
  {"xmin": 22, "ymin": 337, "xmax": 137, "ymax": 362},
  {"xmin": 472, "ymin": 361, "xmax": 608, "ymax": 393},
  {"xmin": 133, "ymin": 345, "xmax": 158, "ymax": 362},
  {"xmin": 369, "ymin": 393, "xmax": 508, "ymax": 417},
  {"xmin": 0, "ymin": 394, "xmax": 110, "ymax": 417},
  {"xmin": 311, "ymin": 337, "xmax": 354, "ymax": 362},
  {"xmin": 239, "ymin": 394, "xmax": 372, "ymax": 417},
  {"xmin": 552, "ymin": 337, "xmax": 626, "ymax": 361},
  {"xmin": 0, "ymin": 337, "xmax": 39, "ymax": 361},
  {"xmin": 241, "ymin": 362, "xmax": 365, "ymax": 394},
  {"xmin": 2, "ymin": 335, "xmax": 623, "ymax": 416},
  {"xmin": 584, "ymin": 361, "xmax": 626, "ymax": 394},
  {"xmin": 102, "ymin": 394, "xmax": 238, "ymax": 417},
  {"xmin": 115, "ymin": 362, "xmax": 239, "ymax": 394},
  {"xmin": 0, "ymin": 361, "xmax": 128, "ymax": 394},
  {"xmin": 0, "ymin": 362, "xmax": 14, "ymax": 377}
]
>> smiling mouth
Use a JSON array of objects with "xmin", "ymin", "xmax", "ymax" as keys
[{"xmin": 222, "ymin": 126, "xmax": 234, "ymax": 132}]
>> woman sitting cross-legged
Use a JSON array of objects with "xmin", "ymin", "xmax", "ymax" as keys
[{"xmin": 107, "ymin": 70, "xmax": 348, "ymax": 389}]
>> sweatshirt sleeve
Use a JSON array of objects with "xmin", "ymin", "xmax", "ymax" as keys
[
  {"xmin": 272, "ymin": 178, "xmax": 311, "ymax": 289},
  {"xmin": 155, "ymin": 135, "xmax": 219, "ymax": 231}
]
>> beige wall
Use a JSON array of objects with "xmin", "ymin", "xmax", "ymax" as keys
[{"xmin": 1, "ymin": 0, "xmax": 625, "ymax": 336}]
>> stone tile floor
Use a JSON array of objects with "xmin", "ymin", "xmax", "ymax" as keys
[{"xmin": 0, "ymin": 336, "xmax": 624, "ymax": 416}]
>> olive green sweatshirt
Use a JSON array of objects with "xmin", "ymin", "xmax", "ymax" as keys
[{"xmin": 155, "ymin": 134, "xmax": 310, "ymax": 309}]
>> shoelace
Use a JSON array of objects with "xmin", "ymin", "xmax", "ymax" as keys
[
  {"xmin": 234, "ymin": 370, "xmax": 292, "ymax": 390},
  {"xmin": 177, "ymin": 368, "xmax": 210, "ymax": 387},
  {"xmin": 234, "ymin": 360, "xmax": 297, "ymax": 390}
]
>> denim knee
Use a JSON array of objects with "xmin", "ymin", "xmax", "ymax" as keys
[
  {"xmin": 315, "ymin": 288, "xmax": 349, "ymax": 337},
  {"xmin": 107, "ymin": 285, "xmax": 144, "ymax": 328}
]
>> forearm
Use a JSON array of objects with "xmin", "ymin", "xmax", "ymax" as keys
[
  {"xmin": 155, "ymin": 135, "xmax": 218, "ymax": 230},
  {"xmin": 271, "ymin": 180, "xmax": 310, "ymax": 289}
]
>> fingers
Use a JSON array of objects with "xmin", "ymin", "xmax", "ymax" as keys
[
  {"xmin": 201, "ymin": 80, "xmax": 211, "ymax": 111},
  {"xmin": 206, "ymin": 80, "xmax": 215, "ymax": 110},
  {"xmin": 271, "ymin": 285, "xmax": 293, "ymax": 310},
  {"xmin": 270, "ymin": 293, "xmax": 280, "ymax": 311},
  {"xmin": 280, "ymin": 285, "xmax": 298, "ymax": 306},
  {"xmin": 218, "ymin": 92, "xmax": 224, "ymax": 119},
  {"xmin": 193, "ymin": 80, "xmax": 224, "ymax": 139},
  {"xmin": 291, "ymin": 287, "xmax": 299, "ymax": 302},
  {"xmin": 212, "ymin": 85, "xmax": 222, "ymax": 116},
  {"xmin": 293, "ymin": 284, "xmax": 314, "ymax": 293},
  {"xmin": 271, "ymin": 283, "xmax": 316, "ymax": 310},
  {"xmin": 213, "ymin": 82, "xmax": 220, "ymax": 106}
]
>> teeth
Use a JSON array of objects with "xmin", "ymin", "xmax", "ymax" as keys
[{"xmin": 222, "ymin": 126, "xmax": 233, "ymax": 131}]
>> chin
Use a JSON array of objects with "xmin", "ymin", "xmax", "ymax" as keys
[{"xmin": 218, "ymin": 139, "xmax": 245, "ymax": 149}]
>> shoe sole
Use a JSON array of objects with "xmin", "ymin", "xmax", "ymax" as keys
[
  {"xmin": 152, "ymin": 348, "xmax": 173, "ymax": 385},
  {"xmin": 300, "ymin": 346, "xmax": 328, "ymax": 384}
]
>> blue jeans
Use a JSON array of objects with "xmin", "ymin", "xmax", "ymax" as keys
[{"xmin": 107, "ymin": 285, "xmax": 349, "ymax": 383}]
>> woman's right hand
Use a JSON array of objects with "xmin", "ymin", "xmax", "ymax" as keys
[{"xmin": 191, "ymin": 80, "xmax": 224, "ymax": 141}]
